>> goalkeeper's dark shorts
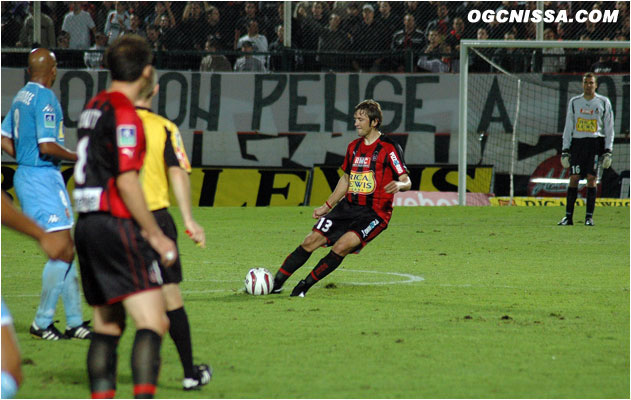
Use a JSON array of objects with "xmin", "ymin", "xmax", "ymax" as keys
[
  {"xmin": 152, "ymin": 208, "xmax": 182, "ymax": 284},
  {"xmin": 569, "ymin": 137, "xmax": 605, "ymax": 178},
  {"xmin": 311, "ymin": 198, "xmax": 388, "ymax": 253}
]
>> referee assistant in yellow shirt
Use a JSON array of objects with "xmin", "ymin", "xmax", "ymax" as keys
[{"xmin": 135, "ymin": 70, "xmax": 211, "ymax": 391}]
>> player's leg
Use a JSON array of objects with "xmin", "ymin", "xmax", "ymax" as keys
[
  {"xmin": 31, "ymin": 252, "xmax": 70, "ymax": 339},
  {"xmin": 559, "ymin": 174, "xmax": 580, "ymax": 225},
  {"xmin": 123, "ymin": 289, "xmax": 169, "ymax": 399},
  {"xmin": 584, "ymin": 174, "xmax": 597, "ymax": 225},
  {"xmin": 290, "ymin": 231, "xmax": 359, "ymax": 297},
  {"xmin": 272, "ymin": 230, "xmax": 328, "ymax": 293},
  {"xmin": 162, "ymin": 283, "xmax": 212, "ymax": 390},
  {"xmin": 88, "ymin": 304, "xmax": 126, "ymax": 399}
]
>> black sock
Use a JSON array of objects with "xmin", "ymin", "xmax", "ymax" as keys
[
  {"xmin": 166, "ymin": 307, "xmax": 194, "ymax": 378},
  {"xmin": 87, "ymin": 333, "xmax": 120, "ymax": 399},
  {"xmin": 586, "ymin": 187, "xmax": 596, "ymax": 218},
  {"xmin": 131, "ymin": 329, "xmax": 162, "ymax": 399},
  {"xmin": 275, "ymin": 246, "xmax": 312, "ymax": 287},
  {"xmin": 566, "ymin": 187, "xmax": 578, "ymax": 218},
  {"xmin": 304, "ymin": 250, "xmax": 345, "ymax": 289}
]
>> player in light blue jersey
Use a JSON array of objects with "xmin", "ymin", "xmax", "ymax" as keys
[{"xmin": 1, "ymin": 48, "xmax": 91, "ymax": 340}]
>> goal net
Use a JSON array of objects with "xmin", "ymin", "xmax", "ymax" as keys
[{"xmin": 459, "ymin": 40, "xmax": 629, "ymax": 205}]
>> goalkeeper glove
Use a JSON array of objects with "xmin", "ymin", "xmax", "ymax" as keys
[
  {"xmin": 560, "ymin": 151, "xmax": 570, "ymax": 169},
  {"xmin": 602, "ymin": 151, "xmax": 612, "ymax": 169}
]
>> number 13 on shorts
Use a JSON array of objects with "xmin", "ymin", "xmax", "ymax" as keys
[{"xmin": 316, "ymin": 217, "xmax": 333, "ymax": 232}]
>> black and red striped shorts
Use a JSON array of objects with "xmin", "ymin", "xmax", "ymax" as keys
[{"xmin": 75, "ymin": 213, "xmax": 163, "ymax": 306}]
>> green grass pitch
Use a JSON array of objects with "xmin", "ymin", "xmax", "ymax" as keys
[{"xmin": 1, "ymin": 206, "xmax": 629, "ymax": 398}]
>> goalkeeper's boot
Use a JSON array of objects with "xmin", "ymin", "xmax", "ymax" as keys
[
  {"xmin": 30, "ymin": 321, "xmax": 67, "ymax": 340},
  {"xmin": 558, "ymin": 216, "xmax": 573, "ymax": 226},
  {"xmin": 182, "ymin": 364, "xmax": 212, "ymax": 391},
  {"xmin": 585, "ymin": 218, "xmax": 594, "ymax": 226},
  {"xmin": 290, "ymin": 280, "xmax": 309, "ymax": 297},
  {"xmin": 65, "ymin": 320, "xmax": 92, "ymax": 339}
]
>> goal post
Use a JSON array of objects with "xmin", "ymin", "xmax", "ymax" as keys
[{"xmin": 458, "ymin": 39, "xmax": 630, "ymax": 206}]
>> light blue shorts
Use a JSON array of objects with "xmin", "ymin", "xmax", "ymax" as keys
[{"xmin": 14, "ymin": 166, "xmax": 73, "ymax": 232}]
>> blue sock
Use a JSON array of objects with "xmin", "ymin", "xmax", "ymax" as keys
[
  {"xmin": 1, "ymin": 370, "xmax": 19, "ymax": 398},
  {"xmin": 61, "ymin": 262, "xmax": 83, "ymax": 328},
  {"xmin": 34, "ymin": 260, "xmax": 70, "ymax": 328}
]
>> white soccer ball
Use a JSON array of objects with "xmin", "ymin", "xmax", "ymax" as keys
[{"xmin": 244, "ymin": 268, "xmax": 274, "ymax": 295}]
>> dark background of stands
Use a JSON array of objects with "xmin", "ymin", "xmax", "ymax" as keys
[{"xmin": 1, "ymin": 1, "xmax": 629, "ymax": 73}]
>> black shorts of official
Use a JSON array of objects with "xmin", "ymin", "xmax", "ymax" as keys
[
  {"xmin": 152, "ymin": 208, "xmax": 182, "ymax": 284},
  {"xmin": 75, "ymin": 213, "xmax": 164, "ymax": 306},
  {"xmin": 569, "ymin": 137, "xmax": 605, "ymax": 179},
  {"xmin": 312, "ymin": 198, "xmax": 388, "ymax": 253}
]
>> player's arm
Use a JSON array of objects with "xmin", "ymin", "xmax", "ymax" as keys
[
  {"xmin": 1, "ymin": 192, "xmax": 73, "ymax": 262},
  {"xmin": 560, "ymin": 99, "xmax": 575, "ymax": 168},
  {"xmin": 168, "ymin": 166, "xmax": 205, "ymax": 248},
  {"xmin": 313, "ymin": 173, "xmax": 350, "ymax": 219},
  {"xmin": 384, "ymin": 173, "xmax": 411, "ymax": 194},
  {"xmin": 602, "ymin": 98, "xmax": 615, "ymax": 168},
  {"xmin": 116, "ymin": 170, "xmax": 178, "ymax": 266},
  {"xmin": 1, "ymin": 136, "xmax": 15, "ymax": 157},
  {"xmin": 39, "ymin": 142, "xmax": 77, "ymax": 162}
]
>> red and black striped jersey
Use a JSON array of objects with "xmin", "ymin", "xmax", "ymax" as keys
[
  {"xmin": 73, "ymin": 90, "xmax": 146, "ymax": 219},
  {"xmin": 341, "ymin": 134, "xmax": 409, "ymax": 222}
]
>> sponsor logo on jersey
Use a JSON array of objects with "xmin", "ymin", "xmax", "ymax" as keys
[
  {"xmin": 47, "ymin": 214, "xmax": 60, "ymax": 224},
  {"xmin": 349, "ymin": 171, "xmax": 376, "ymax": 194},
  {"xmin": 353, "ymin": 156, "xmax": 371, "ymax": 167},
  {"xmin": 360, "ymin": 219, "xmax": 380, "ymax": 238},
  {"xmin": 42, "ymin": 104, "xmax": 55, "ymax": 113},
  {"xmin": 579, "ymin": 108, "xmax": 594, "ymax": 115},
  {"xmin": 44, "ymin": 113, "xmax": 55, "ymax": 129},
  {"xmin": 121, "ymin": 148, "xmax": 135, "ymax": 158},
  {"xmin": 389, "ymin": 152, "xmax": 404, "ymax": 174},
  {"xmin": 117, "ymin": 125, "xmax": 137, "ymax": 147},
  {"xmin": 576, "ymin": 118, "xmax": 597, "ymax": 133}
]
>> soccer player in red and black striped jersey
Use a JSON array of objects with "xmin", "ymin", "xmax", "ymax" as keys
[
  {"xmin": 73, "ymin": 35, "xmax": 177, "ymax": 399},
  {"xmin": 272, "ymin": 99, "xmax": 411, "ymax": 297}
]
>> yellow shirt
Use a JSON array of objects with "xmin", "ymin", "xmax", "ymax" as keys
[{"xmin": 136, "ymin": 108, "xmax": 191, "ymax": 211}]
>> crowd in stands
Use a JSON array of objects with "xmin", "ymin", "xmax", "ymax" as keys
[{"xmin": 1, "ymin": 1, "xmax": 629, "ymax": 73}]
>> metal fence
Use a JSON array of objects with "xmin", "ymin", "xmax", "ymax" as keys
[{"xmin": 1, "ymin": 1, "xmax": 629, "ymax": 72}]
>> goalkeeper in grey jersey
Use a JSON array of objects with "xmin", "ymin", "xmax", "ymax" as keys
[{"xmin": 558, "ymin": 72, "xmax": 614, "ymax": 226}]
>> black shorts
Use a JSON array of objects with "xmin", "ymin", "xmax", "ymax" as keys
[
  {"xmin": 569, "ymin": 137, "xmax": 605, "ymax": 179},
  {"xmin": 75, "ymin": 213, "xmax": 164, "ymax": 306},
  {"xmin": 312, "ymin": 198, "xmax": 388, "ymax": 252},
  {"xmin": 152, "ymin": 208, "xmax": 182, "ymax": 284}
]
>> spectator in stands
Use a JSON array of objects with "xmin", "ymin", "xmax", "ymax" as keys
[
  {"xmin": 181, "ymin": 2, "xmax": 207, "ymax": 50},
  {"xmin": 446, "ymin": 17, "xmax": 466, "ymax": 52},
  {"xmin": 492, "ymin": 31, "xmax": 528, "ymax": 73},
  {"xmin": 158, "ymin": 13, "xmax": 180, "ymax": 50},
  {"xmin": 340, "ymin": 2, "xmax": 362, "ymax": 42},
  {"xmin": 104, "ymin": 1, "xmax": 131, "ymax": 45},
  {"xmin": 318, "ymin": 13, "xmax": 351, "ymax": 72},
  {"xmin": 531, "ymin": 28, "xmax": 565, "ymax": 73},
  {"xmin": 418, "ymin": 42, "xmax": 452, "ymax": 73},
  {"xmin": 1, "ymin": 2, "xmax": 26, "ymax": 47},
  {"xmin": 206, "ymin": 5, "xmax": 232, "ymax": 51},
  {"xmin": 61, "ymin": 2, "xmax": 96, "ymax": 50},
  {"xmin": 55, "ymin": 32, "xmax": 75, "ymax": 69},
  {"xmin": 300, "ymin": 1, "xmax": 329, "ymax": 71},
  {"xmin": 236, "ymin": 19, "xmax": 268, "ymax": 68},
  {"xmin": 351, "ymin": 4, "xmax": 383, "ymax": 72},
  {"xmin": 417, "ymin": 28, "xmax": 446, "ymax": 72},
  {"xmin": 84, "ymin": 31, "xmax": 107, "ymax": 69},
  {"xmin": 145, "ymin": 1, "xmax": 176, "ymax": 29},
  {"xmin": 145, "ymin": 23, "xmax": 162, "ymax": 50},
  {"xmin": 404, "ymin": 1, "xmax": 427, "ymax": 34},
  {"xmin": 125, "ymin": 13, "xmax": 146, "ymax": 38},
  {"xmin": 17, "ymin": 4, "xmax": 56, "ymax": 48},
  {"xmin": 611, "ymin": 31, "xmax": 630, "ymax": 72},
  {"xmin": 591, "ymin": 54, "xmax": 615, "ymax": 73},
  {"xmin": 234, "ymin": 40, "xmax": 266, "ymax": 72},
  {"xmin": 235, "ymin": 2, "xmax": 268, "ymax": 48},
  {"xmin": 425, "ymin": 3, "xmax": 450, "ymax": 38},
  {"xmin": 268, "ymin": 25, "xmax": 290, "ymax": 72},
  {"xmin": 376, "ymin": 2, "xmax": 399, "ymax": 51},
  {"xmin": 200, "ymin": 38, "xmax": 232, "ymax": 72},
  {"xmin": 391, "ymin": 13, "xmax": 427, "ymax": 72},
  {"xmin": 271, "ymin": 2, "xmax": 302, "ymax": 49},
  {"xmin": 469, "ymin": 27, "xmax": 492, "ymax": 72},
  {"xmin": 57, "ymin": 31, "xmax": 70, "ymax": 49}
]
